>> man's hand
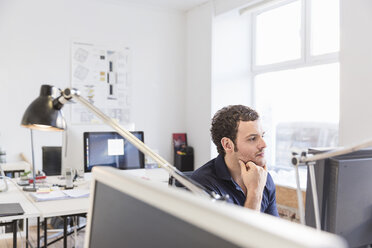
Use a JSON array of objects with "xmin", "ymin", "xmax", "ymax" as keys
[{"xmin": 239, "ymin": 160, "xmax": 268, "ymax": 211}]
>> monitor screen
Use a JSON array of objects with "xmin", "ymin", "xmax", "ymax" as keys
[{"xmin": 84, "ymin": 131, "xmax": 145, "ymax": 172}]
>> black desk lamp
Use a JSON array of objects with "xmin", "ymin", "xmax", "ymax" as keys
[
  {"xmin": 21, "ymin": 85, "xmax": 66, "ymax": 191},
  {"xmin": 21, "ymin": 84, "xmax": 226, "ymax": 201}
]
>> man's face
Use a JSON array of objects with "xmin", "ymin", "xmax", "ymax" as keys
[{"xmin": 233, "ymin": 120, "xmax": 267, "ymax": 167}]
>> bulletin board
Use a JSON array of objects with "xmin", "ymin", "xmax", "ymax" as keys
[{"xmin": 70, "ymin": 41, "xmax": 132, "ymax": 125}]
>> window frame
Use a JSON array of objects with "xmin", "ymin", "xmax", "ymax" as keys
[
  {"xmin": 249, "ymin": 0, "xmax": 340, "ymax": 169},
  {"xmin": 251, "ymin": 0, "xmax": 339, "ymax": 77}
]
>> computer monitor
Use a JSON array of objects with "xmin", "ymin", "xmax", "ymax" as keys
[
  {"xmin": 42, "ymin": 146, "xmax": 62, "ymax": 176},
  {"xmin": 84, "ymin": 166, "xmax": 346, "ymax": 248},
  {"xmin": 83, "ymin": 131, "xmax": 145, "ymax": 172},
  {"xmin": 306, "ymin": 148, "xmax": 372, "ymax": 247}
]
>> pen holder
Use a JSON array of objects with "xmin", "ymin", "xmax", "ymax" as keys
[{"xmin": 174, "ymin": 146, "xmax": 194, "ymax": 172}]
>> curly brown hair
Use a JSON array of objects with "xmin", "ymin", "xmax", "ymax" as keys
[{"xmin": 211, "ymin": 105, "xmax": 259, "ymax": 156}]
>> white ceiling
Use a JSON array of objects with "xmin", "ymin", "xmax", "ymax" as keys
[{"xmin": 111, "ymin": 0, "xmax": 210, "ymax": 11}]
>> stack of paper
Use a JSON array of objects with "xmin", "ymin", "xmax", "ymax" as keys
[
  {"xmin": 30, "ymin": 189, "xmax": 90, "ymax": 202},
  {"xmin": 62, "ymin": 189, "xmax": 90, "ymax": 198},
  {"xmin": 30, "ymin": 190, "xmax": 68, "ymax": 202}
]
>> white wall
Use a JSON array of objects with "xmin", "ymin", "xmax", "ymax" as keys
[
  {"xmin": 211, "ymin": 9, "xmax": 252, "ymax": 158},
  {"xmin": 185, "ymin": 1, "xmax": 255, "ymax": 168},
  {"xmin": 339, "ymin": 0, "xmax": 372, "ymax": 146},
  {"xmin": 0, "ymin": 0, "xmax": 187, "ymax": 171},
  {"xmin": 186, "ymin": 2, "xmax": 213, "ymax": 168},
  {"xmin": 212, "ymin": 10, "xmax": 252, "ymax": 114}
]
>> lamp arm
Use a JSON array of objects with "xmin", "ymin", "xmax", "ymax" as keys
[
  {"xmin": 292, "ymin": 138, "xmax": 372, "ymax": 165},
  {"xmin": 60, "ymin": 88, "xmax": 225, "ymax": 201}
]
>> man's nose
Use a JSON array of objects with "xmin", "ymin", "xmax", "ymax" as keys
[{"xmin": 259, "ymin": 137, "xmax": 267, "ymax": 149}]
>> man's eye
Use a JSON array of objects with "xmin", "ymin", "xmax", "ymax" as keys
[{"xmin": 248, "ymin": 137, "xmax": 256, "ymax": 142}]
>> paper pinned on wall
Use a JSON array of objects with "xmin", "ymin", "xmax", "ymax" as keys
[{"xmin": 70, "ymin": 41, "xmax": 132, "ymax": 125}]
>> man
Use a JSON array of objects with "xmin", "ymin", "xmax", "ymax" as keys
[{"xmin": 191, "ymin": 105, "xmax": 279, "ymax": 216}]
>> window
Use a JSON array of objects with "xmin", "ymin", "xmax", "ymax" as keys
[
  {"xmin": 252, "ymin": 0, "xmax": 340, "ymax": 170},
  {"xmin": 254, "ymin": 0, "xmax": 302, "ymax": 65}
]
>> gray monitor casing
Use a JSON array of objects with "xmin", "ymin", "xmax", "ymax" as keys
[
  {"xmin": 306, "ymin": 148, "xmax": 372, "ymax": 247},
  {"xmin": 84, "ymin": 167, "xmax": 347, "ymax": 248}
]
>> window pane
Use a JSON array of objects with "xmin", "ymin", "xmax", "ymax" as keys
[
  {"xmin": 255, "ymin": 63, "xmax": 339, "ymax": 169},
  {"xmin": 255, "ymin": 0, "xmax": 302, "ymax": 65},
  {"xmin": 310, "ymin": 0, "xmax": 340, "ymax": 56}
]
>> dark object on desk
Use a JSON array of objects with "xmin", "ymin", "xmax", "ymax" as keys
[
  {"xmin": 174, "ymin": 146, "xmax": 194, "ymax": 171},
  {"xmin": 169, "ymin": 171, "xmax": 194, "ymax": 188},
  {"xmin": 306, "ymin": 148, "xmax": 372, "ymax": 248},
  {"xmin": 42, "ymin": 146, "xmax": 62, "ymax": 176},
  {"xmin": 84, "ymin": 131, "xmax": 145, "ymax": 172},
  {"xmin": 0, "ymin": 203, "xmax": 24, "ymax": 217}
]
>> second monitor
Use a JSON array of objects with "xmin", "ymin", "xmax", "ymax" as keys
[{"xmin": 84, "ymin": 131, "xmax": 145, "ymax": 172}]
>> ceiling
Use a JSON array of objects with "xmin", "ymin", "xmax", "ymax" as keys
[{"xmin": 111, "ymin": 0, "xmax": 210, "ymax": 11}]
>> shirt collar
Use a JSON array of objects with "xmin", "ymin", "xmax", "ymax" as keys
[
  {"xmin": 215, "ymin": 154, "xmax": 233, "ymax": 181},
  {"xmin": 215, "ymin": 154, "xmax": 246, "ymax": 194}
]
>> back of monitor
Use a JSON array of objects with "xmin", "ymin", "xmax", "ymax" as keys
[{"xmin": 85, "ymin": 167, "xmax": 347, "ymax": 248}]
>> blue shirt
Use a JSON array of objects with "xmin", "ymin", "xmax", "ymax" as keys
[{"xmin": 191, "ymin": 154, "xmax": 279, "ymax": 216}]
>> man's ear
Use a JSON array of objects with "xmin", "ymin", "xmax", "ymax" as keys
[{"xmin": 221, "ymin": 137, "xmax": 234, "ymax": 154}]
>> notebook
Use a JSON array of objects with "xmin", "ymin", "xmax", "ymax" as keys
[{"xmin": 0, "ymin": 203, "xmax": 24, "ymax": 217}]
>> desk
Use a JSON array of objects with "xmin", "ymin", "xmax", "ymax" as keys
[
  {"xmin": 29, "ymin": 175, "xmax": 91, "ymax": 217},
  {"xmin": 2, "ymin": 168, "xmax": 169, "ymax": 248},
  {"xmin": 29, "ymin": 169, "xmax": 168, "ymax": 248},
  {"xmin": 0, "ymin": 180, "xmax": 40, "ymax": 248},
  {"xmin": 119, "ymin": 168, "xmax": 169, "ymax": 185},
  {"xmin": 21, "ymin": 175, "xmax": 90, "ymax": 248}
]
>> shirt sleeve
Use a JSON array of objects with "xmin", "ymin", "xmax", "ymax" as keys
[{"xmin": 265, "ymin": 173, "xmax": 279, "ymax": 217}]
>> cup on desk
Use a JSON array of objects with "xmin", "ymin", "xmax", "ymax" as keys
[{"xmin": 145, "ymin": 153, "xmax": 159, "ymax": 169}]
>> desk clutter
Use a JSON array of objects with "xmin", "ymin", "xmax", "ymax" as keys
[{"xmin": 14, "ymin": 171, "xmax": 90, "ymax": 202}]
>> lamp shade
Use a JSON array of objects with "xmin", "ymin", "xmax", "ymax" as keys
[{"xmin": 21, "ymin": 85, "xmax": 66, "ymax": 131}]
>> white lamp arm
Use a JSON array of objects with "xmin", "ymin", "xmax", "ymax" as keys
[
  {"xmin": 291, "ymin": 138, "xmax": 372, "ymax": 230},
  {"xmin": 59, "ymin": 88, "xmax": 226, "ymax": 201},
  {"xmin": 292, "ymin": 138, "xmax": 372, "ymax": 166}
]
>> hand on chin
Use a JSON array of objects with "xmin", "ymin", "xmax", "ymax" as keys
[
  {"xmin": 239, "ymin": 158, "xmax": 265, "ymax": 168},
  {"xmin": 254, "ymin": 158, "xmax": 266, "ymax": 168}
]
